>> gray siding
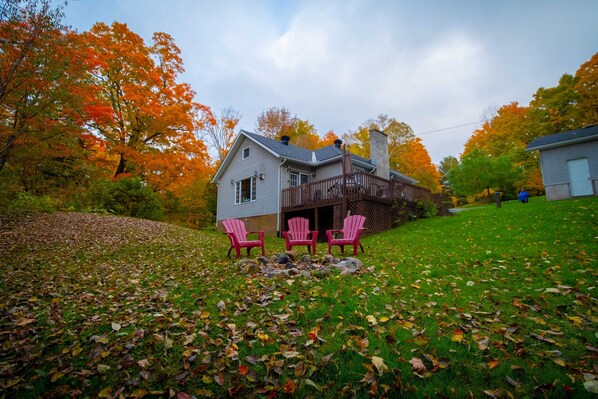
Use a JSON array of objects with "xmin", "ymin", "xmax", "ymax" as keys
[
  {"xmin": 315, "ymin": 162, "xmax": 342, "ymax": 180},
  {"xmin": 281, "ymin": 161, "xmax": 316, "ymax": 189},
  {"xmin": 215, "ymin": 137, "xmax": 281, "ymax": 220},
  {"xmin": 539, "ymin": 140, "xmax": 598, "ymax": 185}
]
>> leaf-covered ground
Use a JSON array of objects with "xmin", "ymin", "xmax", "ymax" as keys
[{"xmin": 0, "ymin": 198, "xmax": 597, "ymax": 398}]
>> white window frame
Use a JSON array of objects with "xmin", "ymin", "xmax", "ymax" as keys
[
  {"xmin": 242, "ymin": 146, "xmax": 250, "ymax": 160},
  {"xmin": 289, "ymin": 171, "xmax": 310, "ymax": 186},
  {"xmin": 235, "ymin": 176, "xmax": 256, "ymax": 204}
]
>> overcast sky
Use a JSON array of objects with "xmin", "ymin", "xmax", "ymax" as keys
[{"xmin": 64, "ymin": 0, "xmax": 598, "ymax": 164}]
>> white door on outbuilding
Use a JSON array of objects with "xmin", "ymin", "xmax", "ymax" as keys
[{"xmin": 567, "ymin": 157, "xmax": 593, "ymax": 196}]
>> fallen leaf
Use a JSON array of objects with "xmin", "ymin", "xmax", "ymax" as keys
[
  {"xmin": 303, "ymin": 378, "xmax": 321, "ymax": 391},
  {"xmin": 283, "ymin": 379, "xmax": 296, "ymax": 394},
  {"xmin": 584, "ymin": 380, "xmax": 598, "ymax": 394},
  {"xmin": 372, "ymin": 356, "xmax": 389, "ymax": 376},
  {"xmin": 409, "ymin": 357, "xmax": 426, "ymax": 371},
  {"xmin": 452, "ymin": 329, "xmax": 464, "ymax": 343},
  {"xmin": 283, "ymin": 351, "xmax": 300, "ymax": 359}
]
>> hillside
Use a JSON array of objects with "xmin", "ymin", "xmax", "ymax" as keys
[{"xmin": 0, "ymin": 199, "xmax": 597, "ymax": 398}]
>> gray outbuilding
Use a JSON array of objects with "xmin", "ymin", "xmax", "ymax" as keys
[{"xmin": 526, "ymin": 124, "xmax": 598, "ymax": 200}]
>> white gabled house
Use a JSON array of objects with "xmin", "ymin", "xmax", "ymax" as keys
[{"xmin": 212, "ymin": 129, "xmax": 428, "ymax": 237}]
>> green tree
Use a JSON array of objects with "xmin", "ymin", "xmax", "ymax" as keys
[{"xmin": 448, "ymin": 149, "xmax": 523, "ymax": 201}]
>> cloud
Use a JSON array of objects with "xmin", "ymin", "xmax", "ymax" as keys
[{"xmin": 64, "ymin": 0, "xmax": 598, "ymax": 163}]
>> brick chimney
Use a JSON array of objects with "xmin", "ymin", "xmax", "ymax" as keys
[{"xmin": 369, "ymin": 129, "xmax": 389, "ymax": 179}]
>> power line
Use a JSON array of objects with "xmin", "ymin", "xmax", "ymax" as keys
[{"xmin": 414, "ymin": 120, "xmax": 486, "ymax": 136}]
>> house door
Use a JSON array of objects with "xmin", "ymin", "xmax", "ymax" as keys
[
  {"xmin": 567, "ymin": 158, "xmax": 593, "ymax": 197},
  {"xmin": 290, "ymin": 172, "xmax": 310, "ymax": 205}
]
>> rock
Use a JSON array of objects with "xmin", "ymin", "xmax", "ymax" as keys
[
  {"xmin": 340, "ymin": 257, "xmax": 364, "ymax": 269},
  {"xmin": 276, "ymin": 253, "xmax": 289, "ymax": 264},
  {"xmin": 321, "ymin": 254, "xmax": 335, "ymax": 265},
  {"xmin": 285, "ymin": 262, "xmax": 295, "ymax": 269},
  {"xmin": 236, "ymin": 259, "xmax": 260, "ymax": 273},
  {"xmin": 257, "ymin": 256, "xmax": 269, "ymax": 265},
  {"xmin": 266, "ymin": 269, "xmax": 290, "ymax": 278},
  {"xmin": 244, "ymin": 263, "xmax": 261, "ymax": 274},
  {"xmin": 288, "ymin": 268, "xmax": 299, "ymax": 276},
  {"xmin": 286, "ymin": 250, "xmax": 298, "ymax": 261},
  {"xmin": 340, "ymin": 268, "xmax": 357, "ymax": 276},
  {"xmin": 301, "ymin": 254, "xmax": 312, "ymax": 263},
  {"xmin": 312, "ymin": 267, "xmax": 331, "ymax": 278}
]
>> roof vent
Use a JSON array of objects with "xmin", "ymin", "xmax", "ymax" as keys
[
  {"xmin": 280, "ymin": 135, "xmax": 290, "ymax": 145},
  {"xmin": 582, "ymin": 124, "xmax": 597, "ymax": 129},
  {"xmin": 333, "ymin": 139, "xmax": 342, "ymax": 148}
]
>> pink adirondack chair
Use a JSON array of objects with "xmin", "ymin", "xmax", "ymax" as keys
[
  {"xmin": 282, "ymin": 217, "xmax": 318, "ymax": 255},
  {"xmin": 326, "ymin": 215, "xmax": 366, "ymax": 255},
  {"xmin": 222, "ymin": 219, "xmax": 265, "ymax": 258}
]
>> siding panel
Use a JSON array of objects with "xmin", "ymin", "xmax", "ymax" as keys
[
  {"xmin": 216, "ymin": 137, "xmax": 281, "ymax": 220},
  {"xmin": 540, "ymin": 141, "xmax": 598, "ymax": 185}
]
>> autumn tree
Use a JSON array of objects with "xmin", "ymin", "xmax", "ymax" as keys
[
  {"xmin": 255, "ymin": 106, "xmax": 321, "ymax": 149},
  {"xmin": 344, "ymin": 114, "xmax": 441, "ymax": 192},
  {"xmin": 198, "ymin": 107, "xmax": 240, "ymax": 163},
  {"xmin": 255, "ymin": 106, "xmax": 297, "ymax": 139},
  {"xmin": 0, "ymin": 0, "xmax": 66, "ymax": 173},
  {"xmin": 574, "ymin": 51, "xmax": 598, "ymax": 126},
  {"xmin": 321, "ymin": 130, "xmax": 339, "ymax": 146},
  {"xmin": 0, "ymin": 0, "xmax": 108, "ymax": 199},
  {"xmin": 84, "ymin": 22, "xmax": 214, "ymax": 193}
]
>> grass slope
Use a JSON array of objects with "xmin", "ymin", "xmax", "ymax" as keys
[{"xmin": 0, "ymin": 197, "xmax": 596, "ymax": 398}]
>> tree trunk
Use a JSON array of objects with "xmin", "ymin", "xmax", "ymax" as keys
[
  {"xmin": 0, "ymin": 135, "xmax": 17, "ymax": 173},
  {"xmin": 114, "ymin": 155, "xmax": 127, "ymax": 177}
]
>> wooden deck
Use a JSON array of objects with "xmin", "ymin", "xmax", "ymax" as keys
[
  {"xmin": 281, "ymin": 171, "xmax": 437, "ymax": 211},
  {"xmin": 281, "ymin": 172, "xmax": 441, "ymax": 237}
]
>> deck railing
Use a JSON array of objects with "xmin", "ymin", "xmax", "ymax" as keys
[{"xmin": 281, "ymin": 171, "xmax": 437, "ymax": 210}]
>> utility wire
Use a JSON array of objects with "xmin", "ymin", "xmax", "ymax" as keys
[{"xmin": 415, "ymin": 120, "xmax": 486, "ymax": 136}]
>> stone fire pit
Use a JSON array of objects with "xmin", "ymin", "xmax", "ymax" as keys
[{"xmin": 234, "ymin": 250, "xmax": 368, "ymax": 278}]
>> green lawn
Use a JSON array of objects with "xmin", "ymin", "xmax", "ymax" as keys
[{"xmin": 1, "ymin": 197, "xmax": 596, "ymax": 398}]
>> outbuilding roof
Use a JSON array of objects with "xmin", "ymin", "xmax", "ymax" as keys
[{"xmin": 526, "ymin": 124, "xmax": 598, "ymax": 151}]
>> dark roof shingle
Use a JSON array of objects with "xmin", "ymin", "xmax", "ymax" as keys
[{"xmin": 526, "ymin": 124, "xmax": 598, "ymax": 151}]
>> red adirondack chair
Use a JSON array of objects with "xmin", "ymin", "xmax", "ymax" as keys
[
  {"xmin": 326, "ymin": 215, "xmax": 366, "ymax": 255},
  {"xmin": 222, "ymin": 219, "xmax": 265, "ymax": 258},
  {"xmin": 282, "ymin": 217, "xmax": 318, "ymax": 255}
]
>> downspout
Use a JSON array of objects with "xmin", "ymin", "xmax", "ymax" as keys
[{"xmin": 277, "ymin": 158, "xmax": 287, "ymax": 237}]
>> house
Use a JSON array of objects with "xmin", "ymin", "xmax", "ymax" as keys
[
  {"xmin": 211, "ymin": 129, "xmax": 436, "ymax": 237},
  {"xmin": 526, "ymin": 124, "xmax": 598, "ymax": 200}
]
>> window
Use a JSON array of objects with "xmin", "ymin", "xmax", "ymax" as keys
[
  {"xmin": 290, "ymin": 171, "xmax": 310, "ymax": 186},
  {"xmin": 242, "ymin": 147, "xmax": 250, "ymax": 159},
  {"xmin": 235, "ymin": 176, "xmax": 256, "ymax": 204}
]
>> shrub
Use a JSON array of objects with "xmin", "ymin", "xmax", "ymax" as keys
[
  {"xmin": 7, "ymin": 192, "xmax": 57, "ymax": 214},
  {"xmin": 88, "ymin": 177, "xmax": 163, "ymax": 220},
  {"xmin": 416, "ymin": 199, "xmax": 439, "ymax": 218}
]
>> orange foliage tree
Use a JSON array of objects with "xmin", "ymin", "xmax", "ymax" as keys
[
  {"xmin": 0, "ymin": 1, "xmax": 110, "ymax": 196},
  {"xmin": 255, "ymin": 106, "xmax": 321, "ymax": 150},
  {"xmin": 83, "ymin": 22, "xmax": 214, "ymax": 193},
  {"xmin": 343, "ymin": 115, "xmax": 441, "ymax": 192}
]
